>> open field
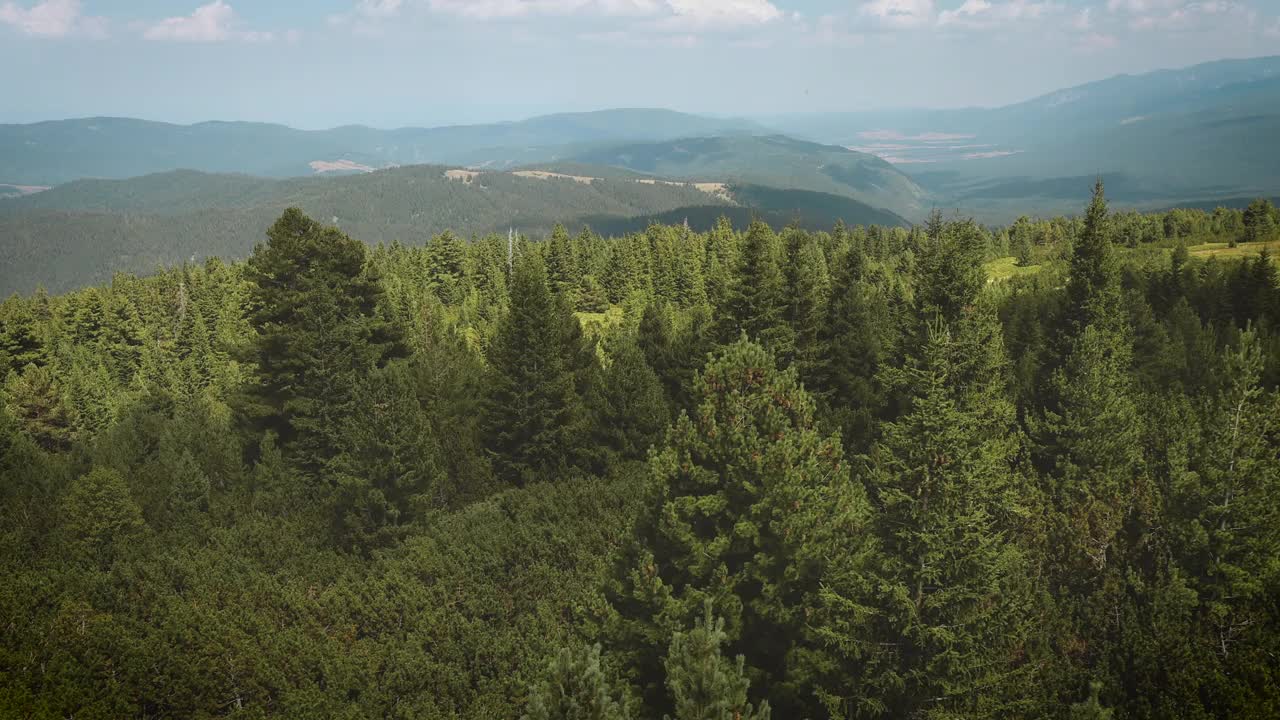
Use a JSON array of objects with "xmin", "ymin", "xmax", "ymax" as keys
[
  {"xmin": 985, "ymin": 256, "xmax": 1043, "ymax": 281},
  {"xmin": 1187, "ymin": 238, "xmax": 1280, "ymax": 260}
]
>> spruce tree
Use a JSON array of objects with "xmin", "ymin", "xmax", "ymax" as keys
[
  {"xmin": 607, "ymin": 338, "xmax": 873, "ymax": 717},
  {"xmin": 547, "ymin": 224, "xmax": 582, "ymax": 298},
  {"xmin": 0, "ymin": 296, "xmax": 48, "ymax": 374},
  {"xmin": 240, "ymin": 208, "xmax": 406, "ymax": 476},
  {"xmin": 787, "ymin": 236, "xmax": 831, "ymax": 388},
  {"xmin": 584, "ymin": 334, "xmax": 670, "ymax": 469},
  {"xmin": 844, "ymin": 317, "xmax": 1037, "ymax": 719},
  {"xmin": 483, "ymin": 253, "xmax": 584, "ymax": 486},
  {"xmin": 813, "ymin": 243, "xmax": 887, "ymax": 453},
  {"xmin": 63, "ymin": 466, "xmax": 145, "ymax": 565},
  {"xmin": 718, "ymin": 221, "xmax": 793, "ymax": 360},
  {"xmin": 428, "ymin": 230, "xmax": 468, "ymax": 304}
]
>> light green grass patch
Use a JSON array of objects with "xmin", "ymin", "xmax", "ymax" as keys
[
  {"xmin": 576, "ymin": 305, "xmax": 626, "ymax": 337},
  {"xmin": 985, "ymin": 256, "xmax": 1043, "ymax": 282},
  {"xmin": 1187, "ymin": 239, "xmax": 1280, "ymax": 261}
]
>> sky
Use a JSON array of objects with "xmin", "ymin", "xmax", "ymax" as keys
[{"xmin": 2, "ymin": 0, "xmax": 1278, "ymax": 128}]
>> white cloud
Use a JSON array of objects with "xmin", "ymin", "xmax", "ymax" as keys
[
  {"xmin": 1105, "ymin": 0, "xmax": 1181, "ymax": 12},
  {"xmin": 144, "ymin": 1, "xmax": 273, "ymax": 42},
  {"xmin": 937, "ymin": 0, "xmax": 1059, "ymax": 29},
  {"xmin": 356, "ymin": 0, "xmax": 406, "ymax": 18},
  {"xmin": 425, "ymin": 0, "xmax": 778, "ymax": 25},
  {"xmin": 1072, "ymin": 7, "xmax": 1093, "ymax": 29},
  {"xmin": 0, "ymin": 0, "xmax": 104, "ymax": 38},
  {"xmin": 1266, "ymin": 18, "xmax": 1280, "ymax": 37},
  {"xmin": 856, "ymin": 0, "xmax": 935, "ymax": 30},
  {"xmin": 1122, "ymin": 0, "xmax": 1252, "ymax": 31},
  {"xmin": 427, "ymin": 0, "xmax": 657, "ymax": 20},
  {"xmin": 665, "ymin": 0, "xmax": 781, "ymax": 25}
]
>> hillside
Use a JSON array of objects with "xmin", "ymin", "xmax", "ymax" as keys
[
  {"xmin": 0, "ymin": 109, "xmax": 769, "ymax": 185},
  {"xmin": 563, "ymin": 135, "xmax": 928, "ymax": 221},
  {"xmin": 766, "ymin": 55, "xmax": 1280, "ymax": 218},
  {"xmin": 0, "ymin": 166, "xmax": 907, "ymax": 294}
]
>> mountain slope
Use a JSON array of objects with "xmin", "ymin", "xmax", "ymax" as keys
[
  {"xmin": 0, "ymin": 109, "xmax": 770, "ymax": 185},
  {"xmin": 0, "ymin": 165, "xmax": 906, "ymax": 294},
  {"xmin": 764, "ymin": 55, "xmax": 1280, "ymax": 216},
  {"xmin": 563, "ymin": 135, "xmax": 927, "ymax": 221}
]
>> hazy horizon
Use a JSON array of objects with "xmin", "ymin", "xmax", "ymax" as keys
[{"xmin": 4, "ymin": 1, "xmax": 1279, "ymax": 129}]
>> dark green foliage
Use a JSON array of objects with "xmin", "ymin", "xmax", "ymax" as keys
[
  {"xmin": 4, "ymin": 196, "xmax": 1280, "ymax": 720},
  {"xmin": 718, "ymin": 221, "xmax": 794, "ymax": 359},
  {"xmin": 811, "ymin": 243, "xmax": 890, "ymax": 452},
  {"xmin": 4, "ymin": 363, "xmax": 75, "ymax": 451},
  {"xmin": 607, "ymin": 338, "xmax": 872, "ymax": 717},
  {"xmin": 914, "ymin": 211, "xmax": 987, "ymax": 326},
  {"xmin": 62, "ymin": 466, "xmax": 146, "ymax": 564},
  {"xmin": 483, "ymin": 252, "xmax": 587, "ymax": 486},
  {"xmin": 0, "ymin": 295, "xmax": 48, "ymax": 373},
  {"xmin": 585, "ymin": 335, "xmax": 670, "ymax": 469},
  {"xmin": 1242, "ymin": 198, "xmax": 1276, "ymax": 243},
  {"xmin": 1070, "ymin": 682, "xmax": 1114, "ymax": 720},
  {"xmin": 821, "ymin": 312, "xmax": 1039, "ymax": 719},
  {"xmin": 428, "ymin": 230, "xmax": 468, "ymax": 304},
  {"xmin": 240, "ymin": 208, "xmax": 406, "ymax": 476}
]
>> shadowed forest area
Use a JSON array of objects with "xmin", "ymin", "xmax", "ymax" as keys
[{"xmin": 2, "ymin": 186, "xmax": 1279, "ymax": 718}]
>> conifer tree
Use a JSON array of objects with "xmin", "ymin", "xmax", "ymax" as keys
[
  {"xmin": 914, "ymin": 213, "xmax": 986, "ymax": 328},
  {"xmin": 813, "ymin": 243, "xmax": 887, "ymax": 452},
  {"xmin": 0, "ymin": 296, "xmax": 48, "ymax": 374},
  {"xmin": 522, "ymin": 644, "xmax": 630, "ymax": 720},
  {"xmin": 1062, "ymin": 181, "xmax": 1124, "ymax": 343},
  {"xmin": 584, "ymin": 334, "xmax": 670, "ymax": 469},
  {"xmin": 788, "ymin": 235, "xmax": 831, "ymax": 387},
  {"xmin": 718, "ymin": 221, "xmax": 793, "ymax": 359},
  {"xmin": 547, "ymin": 224, "xmax": 582, "ymax": 298},
  {"xmin": 483, "ymin": 253, "xmax": 584, "ymax": 486},
  {"xmin": 63, "ymin": 466, "xmax": 145, "ymax": 565},
  {"xmin": 1162, "ymin": 328, "xmax": 1280, "ymax": 711},
  {"xmin": 607, "ymin": 338, "xmax": 873, "ymax": 717},
  {"xmin": 428, "ymin": 230, "xmax": 468, "ymax": 304},
  {"xmin": 240, "ymin": 208, "xmax": 406, "ymax": 476},
  {"xmin": 703, "ymin": 217, "xmax": 738, "ymax": 315},
  {"xmin": 329, "ymin": 361, "xmax": 448, "ymax": 550},
  {"xmin": 4, "ymin": 363, "xmax": 76, "ymax": 451},
  {"xmin": 827, "ymin": 317, "xmax": 1037, "ymax": 719},
  {"xmin": 664, "ymin": 602, "xmax": 770, "ymax": 720}
]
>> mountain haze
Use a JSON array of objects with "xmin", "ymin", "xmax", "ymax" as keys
[{"xmin": 0, "ymin": 109, "xmax": 770, "ymax": 185}]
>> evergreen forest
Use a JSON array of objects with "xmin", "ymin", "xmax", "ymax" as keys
[{"xmin": 3, "ymin": 186, "xmax": 1280, "ymax": 719}]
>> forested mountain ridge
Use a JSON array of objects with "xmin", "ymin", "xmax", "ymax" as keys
[
  {"xmin": 2, "ymin": 186, "xmax": 1279, "ymax": 718},
  {"xmin": 564, "ymin": 134, "xmax": 927, "ymax": 220},
  {"xmin": 0, "ymin": 109, "xmax": 770, "ymax": 185},
  {"xmin": 0, "ymin": 166, "xmax": 908, "ymax": 294},
  {"xmin": 767, "ymin": 55, "xmax": 1280, "ymax": 219}
]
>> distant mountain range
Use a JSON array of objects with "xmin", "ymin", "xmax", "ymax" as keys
[
  {"xmin": 1, "ymin": 54, "xmax": 1278, "ymax": 292},
  {"xmin": 766, "ymin": 55, "xmax": 1280, "ymax": 221},
  {"xmin": 0, "ymin": 166, "xmax": 906, "ymax": 294},
  {"xmin": 0, "ymin": 109, "xmax": 770, "ymax": 185}
]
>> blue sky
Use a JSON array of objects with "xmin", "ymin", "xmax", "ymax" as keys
[{"xmin": 2, "ymin": 0, "xmax": 1278, "ymax": 128}]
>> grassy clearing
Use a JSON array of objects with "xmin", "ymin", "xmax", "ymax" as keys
[
  {"xmin": 1187, "ymin": 238, "xmax": 1280, "ymax": 260},
  {"xmin": 576, "ymin": 305, "xmax": 626, "ymax": 336},
  {"xmin": 985, "ymin": 256, "xmax": 1043, "ymax": 282}
]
